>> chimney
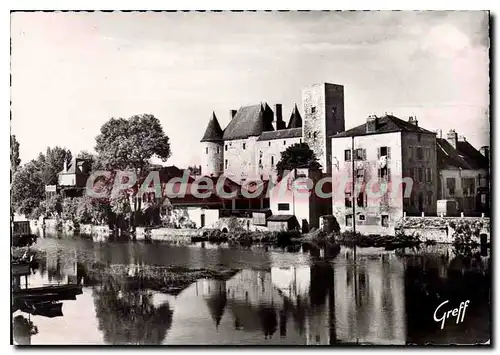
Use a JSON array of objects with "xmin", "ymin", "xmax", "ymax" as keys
[
  {"xmin": 408, "ymin": 116, "xmax": 418, "ymax": 127},
  {"xmin": 230, "ymin": 110, "xmax": 237, "ymax": 120},
  {"xmin": 446, "ymin": 129, "xmax": 458, "ymax": 149},
  {"xmin": 366, "ymin": 114, "xmax": 378, "ymax": 133},
  {"xmin": 274, "ymin": 104, "xmax": 285, "ymax": 130},
  {"xmin": 458, "ymin": 135, "xmax": 466, "ymax": 142},
  {"xmin": 480, "ymin": 146, "xmax": 490, "ymax": 159}
]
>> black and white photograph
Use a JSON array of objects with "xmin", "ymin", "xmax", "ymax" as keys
[{"xmin": 9, "ymin": 10, "xmax": 491, "ymax": 346}]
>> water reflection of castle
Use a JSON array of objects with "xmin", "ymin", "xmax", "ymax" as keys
[{"xmin": 199, "ymin": 250, "xmax": 406, "ymax": 345}]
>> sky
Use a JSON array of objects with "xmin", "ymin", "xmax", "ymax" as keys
[{"xmin": 11, "ymin": 11, "xmax": 490, "ymax": 168}]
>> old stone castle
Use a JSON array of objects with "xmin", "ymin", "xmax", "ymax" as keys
[
  {"xmin": 198, "ymin": 82, "xmax": 489, "ymax": 234},
  {"xmin": 200, "ymin": 83, "xmax": 345, "ymax": 183}
]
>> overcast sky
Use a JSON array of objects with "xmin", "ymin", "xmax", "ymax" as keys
[{"xmin": 11, "ymin": 11, "xmax": 490, "ymax": 167}]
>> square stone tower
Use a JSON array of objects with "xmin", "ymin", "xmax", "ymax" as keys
[{"xmin": 302, "ymin": 83, "xmax": 345, "ymax": 174}]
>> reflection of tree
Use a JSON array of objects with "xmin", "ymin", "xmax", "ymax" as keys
[
  {"xmin": 204, "ymin": 280, "xmax": 227, "ymax": 329},
  {"xmin": 13, "ymin": 315, "xmax": 38, "ymax": 345},
  {"xmin": 47, "ymin": 252, "xmax": 64, "ymax": 283},
  {"xmin": 93, "ymin": 275, "xmax": 173, "ymax": 345},
  {"xmin": 259, "ymin": 306, "xmax": 277, "ymax": 339}
]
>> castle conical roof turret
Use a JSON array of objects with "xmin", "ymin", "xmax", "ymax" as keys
[
  {"xmin": 201, "ymin": 112, "xmax": 224, "ymax": 142},
  {"xmin": 287, "ymin": 104, "xmax": 302, "ymax": 128}
]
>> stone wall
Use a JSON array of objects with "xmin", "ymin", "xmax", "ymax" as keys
[
  {"xmin": 396, "ymin": 216, "xmax": 490, "ymax": 243},
  {"xmin": 223, "ymin": 136, "xmax": 259, "ymax": 182},
  {"xmin": 135, "ymin": 227, "xmax": 202, "ymax": 242},
  {"xmin": 213, "ymin": 217, "xmax": 269, "ymax": 232},
  {"xmin": 201, "ymin": 141, "xmax": 224, "ymax": 177},
  {"xmin": 303, "ymin": 83, "xmax": 345, "ymax": 175},
  {"xmin": 257, "ymin": 136, "xmax": 302, "ymax": 181}
]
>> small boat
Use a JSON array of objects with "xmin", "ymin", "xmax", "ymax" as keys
[
  {"xmin": 13, "ymin": 284, "xmax": 83, "ymax": 303},
  {"xmin": 17, "ymin": 301, "xmax": 63, "ymax": 318},
  {"xmin": 32, "ymin": 301, "xmax": 63, "ymax": 318}
]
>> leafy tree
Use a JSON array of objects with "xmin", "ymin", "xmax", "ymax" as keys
[
  {"xmin": 95, "ymin": 114, "xmax": 171, "ymax": 171},
  {"xmin": 75, "ymin": 195, "xmax": 110, "ymax": 225},
  {"xmin": 94, "ymin": 114, "xmax": 171, "ymax": 229},
  {"xmin": 61, "ymin": 197, "xmax": 79, "ymax": 222},
  {"xmin": 275, "ymin": 142, "xmax": 321, "ymax": 177},
  {"xmin": 76, "ymin": 150, "xmax": 101, "ymax": 171},
  {"xmin": 10, "ymin": 135, "xmax": 21, "ymax": 176},
  {"xmin": 40, "ymin": 195, "xmax": 63, "ymax": 218},
  {"xmin": 37, "ymin": 147, "xmax": 72, "ymax": 186},
  {"xmin": 187, "ymin": 165, "xmax": 201, "ymax": 175},
  {"xmin": 11, "ymin": 161, "xmax": 45, "ymax": 217}
]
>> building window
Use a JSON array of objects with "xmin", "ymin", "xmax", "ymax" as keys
[
  {"xmin": 359, "ymin": 214, "xmax": 366, "ymax": 221},
  {"xmin": 300, "ymin": 139, "xmax": 302, "ymax": 143},
  {"xmin": 378, "ymin": 146, "xmax": 391, "ymax": 159},
  {"xmin": 418, "ymin": 168, "xmax": 424, "ymax": 182},
  {"xmin": 462, "ymin": 178, "xmax": 475, "ymax": 196},
  {"xmin": 217, "ymin": 147, "xmax": 220, "ymax": 154},
  {"xmin": 311, "ymin": 106, "xmax": 316, "ymax": 114},
  {"xmin": 278, "ymin": 203, "xmax": 290, "ymax": 211},
  {"xmin": 219, "ymin": 163, "xmax": 223, "ymax": 171},
  {"xmin": 408, "ymin": 146, "xmax": 413, "ymax": 160},
  {"xmin": 225, "ymin": 159, "xmax": 228, "ymax": 169},
  {"xmin": 268, "ymin": 142, "xmax": 271, "ymax": 147},
  {"xmin": 354, "ymin": 148, "xmax": 365, "ymax": 161},
  {"xmin": 356, "ymin": 169, "xmax": 365, "ymax": 181},
  {"xmin": 418, "ymin": 192, "xmax": 424, "ymax": 211},
  {"xmin": 417, "ymin": 147, "xmax": 424, "ymax": 160},
  {"xmin": 271, "ymin": 156, "xmax": 274, "ymax": 167},
  {"xmin": 225, "ymin": 145, "xmax": 228, "ymax": 151},
  {"xmin": 313, "ymin": 132, "xmax": 318, "ymax": 139},
  {"xmin": 344, "ymin": 149, "xmax": 351, "ymax": 161},
  {"xmin": 381, "ymin": 215, "xmax": 389, "ymax": 227},
  {"xmin": 206, "ymin": 147, "xmax": 208, "ymax": 154},
  {"xmin": 417, "ymin": 134, "xmax": 421, "ymax": 142},
  {"xmin": 446, "ymin": 177, "xmax": 456, "ymax": 197},
  {"xmin": 357, "ymin": 192, "xmax": 366, "ymax": 207},
  {"xmin": 345, "ymin": 192, "xmax": 352, "ymax": 207},
  {"xmin": 426, "ymin": 168, "xmax": 432, "ymax": 183},
  {"xmin": 283, "ymin": 140, "xmax": 286, "ymax": 145},
  {"xmin": 427, "ymin": 191, "xmax": 433, "ymax": 205},
  {"xmin": 243, "ymin": 143, "xmax": 246, "ymax": 150},
  {"xmin": 346, "ymin": 214, "xmax": 353, "ymax": 226}
]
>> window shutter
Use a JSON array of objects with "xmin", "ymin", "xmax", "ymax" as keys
[
  {"xmin": 387, "ymin": 147, "xmax": 391, "ymax": 159},
  {"xmin": 363, "ymin": 149, "xmax": 367, "ymax": 160},
  {"xmin": 377, "ymin": 147, "xmax": 381, "ymax": 159}
]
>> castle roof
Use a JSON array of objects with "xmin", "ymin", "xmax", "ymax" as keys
[
  {"xmin": 222, "ymin": 103, "xmax": 274, "ymax": 140},
  {"xmin": 332, "ymin": 115, "xmax": 434, "ymax": 138},
  {"xmin": 287, "ymin": 104, "xmax": 302, "ymax": 129},
  {"xmin": 436, "ymin": 138, "xmax": 489, "ymax": 170},
  {"xmin": 200, "ymin": 112, "xmax": 224, "ymax": 142},
  {"xmin": 257, "ymin": 127, "xmax": 302, "ymax": 141}
]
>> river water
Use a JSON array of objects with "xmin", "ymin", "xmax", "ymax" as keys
[{"xmin": 12, "ymin": 234, "xmax": 491, "ymax": 345}]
